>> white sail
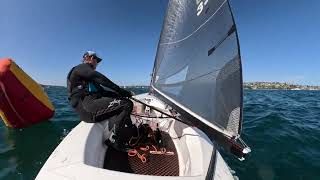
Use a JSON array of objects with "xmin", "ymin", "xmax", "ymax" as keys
[{"xmin": 151, "ymin": 0, "xmax": 243, "ymax": 138}]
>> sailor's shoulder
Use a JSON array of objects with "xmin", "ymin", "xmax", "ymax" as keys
[
  {"xmin": 72, "ymin": 63, "xmax": 92, "ymax": 71},
  {"xmin": 75, "ymin": 63, "xmax": 86, "ymax": 68}
]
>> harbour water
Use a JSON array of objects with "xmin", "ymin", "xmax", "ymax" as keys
[{"xmin": 0, "ymin": 86, "xmax": 319, "ymax": 180}]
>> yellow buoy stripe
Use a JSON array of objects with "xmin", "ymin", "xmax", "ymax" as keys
[
  {"xmin": 9, "ymin": 62, "xmax": 55, "ymax": 111},
  {"xmin": 0, "ymin": 110, "xmax": 12, "ymax": 127}
]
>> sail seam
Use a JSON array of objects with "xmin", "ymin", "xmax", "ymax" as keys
[
  {"xmin": 158, "ymin": 69, "xmax": 218, "ymax": 86},
  {"xmin": 156, "ymin": 55, "xmax": 238, "ymax": 86},
  {"xmin": 156, "ymin": 28, "xmax": 236, "ymax": 82},
  {"xmin": 156, "ymin": 64, "xmax": 189, "ymax": 83},
  {"xmin": 160, "ymin": 0, "xmax": 227, "ymax": 46}
]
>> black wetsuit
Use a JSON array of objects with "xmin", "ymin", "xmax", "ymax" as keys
[{"xmin": 67, "ymin": 63, "xmax": 133, "ymax": 131}]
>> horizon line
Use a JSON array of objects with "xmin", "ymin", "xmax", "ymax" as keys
[{"xmin": 40, "ymin": 81, "xmax": 320, "ymax": 87}]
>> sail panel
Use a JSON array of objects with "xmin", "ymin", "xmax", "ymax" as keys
[{"xmin": 152, "ymin": 0, "xmax": 242, "ymax": 136}]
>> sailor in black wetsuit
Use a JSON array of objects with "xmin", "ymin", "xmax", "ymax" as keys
[{"xmin": 67, "ymin": 51, "xmax": 133, "ymax": 152}]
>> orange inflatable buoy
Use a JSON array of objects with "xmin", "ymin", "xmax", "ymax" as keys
[{"xmin": 0, "ymin": 58, "xmax": 55, "ymax": 128}]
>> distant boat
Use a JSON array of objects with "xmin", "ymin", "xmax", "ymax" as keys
[{"xmin": 36, "ymin": 0, "xmax": 250, "ymax": 179}]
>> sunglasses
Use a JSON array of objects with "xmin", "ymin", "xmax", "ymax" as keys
[{"xmin": 90, "ymin": 56, "xmax": 101, "ymax": 63}]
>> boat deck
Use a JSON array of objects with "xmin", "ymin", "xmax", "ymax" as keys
[{"xmin": 103, "ymin": 127, "xmax": 179, "ymax": 176}]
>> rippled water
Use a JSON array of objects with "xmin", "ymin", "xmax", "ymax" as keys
[
  {"xmin": 0, "ymin": 87, "xmax": 319, "ymax": 179},
  {"xmin": 224, "ymin": 90, "xmax": 320, "ymax": 180}
]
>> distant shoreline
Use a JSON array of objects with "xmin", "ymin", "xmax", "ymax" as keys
[
  {"xmin": 244, "ymin": 82, "xmax": 320, "ymax": 91},
  {"xmin": 41, "ymin": 82, "xmax": 320, "ymax": 91},
  {"xmin": 244, "ymin": 88, "xmax": 320, "ymax": 91}
]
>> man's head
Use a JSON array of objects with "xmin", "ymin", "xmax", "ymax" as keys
[{"xmin": 82, "ymin": 51, "xmax": 102, "ymax": 69}]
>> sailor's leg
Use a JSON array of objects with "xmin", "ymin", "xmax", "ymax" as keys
[
  {"xmin": 82, "ymin": 96, "xmax": 133, "ymax": 125},
  {"xmin": 101, "ymin": 98, "xmax": 134, "ymax": 145},
  {"xmin": 74, "ymin": 99, "xmax": 94, "ymax": 123},
  {"xmin": 86, "ymin": 96, "xmax": 119, "ymax": 122},
  {"xmin": 82, "ymin": 96, "xmax": 134, "ymax": 151}
]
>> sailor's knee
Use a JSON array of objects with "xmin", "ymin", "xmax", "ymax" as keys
[
  {"xmin": 122, "ymin": 99, "xmax": 133, "ymax": 111},
  {"xmin": 128, "ymin": 99, "xmax": 133, "ymax": 107},
  {"xmin": 80, "ymin": 113, "xmax": 95, "ymax": 123}
]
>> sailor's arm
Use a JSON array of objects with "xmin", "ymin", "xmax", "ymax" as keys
[
  {"xmin": 91, "ymin": 72, "xmax": 132, "ymax": 97},
  {"xmin": 79, "ymin": 65, "xmax": 132, "ymax": 97},
  {"xmin": 87, "ymin": 71, "xmax": 121, "ymax": 92}
]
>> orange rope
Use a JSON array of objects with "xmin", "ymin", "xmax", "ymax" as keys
[
  {"xmin": 128, "ymin": 149, "xmax": 147, "ymax": 163},
  {"xmin": 127, "ymin": 123, "xmax": 175, "ymax": 163}
]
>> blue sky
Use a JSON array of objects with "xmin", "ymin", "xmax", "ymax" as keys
[{"xmin": 1, "ymin": 0, "xmax": 319, "ymax": 86}]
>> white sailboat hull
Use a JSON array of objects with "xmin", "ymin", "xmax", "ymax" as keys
[{"xmin": 36, "ymin": 94, "xmax": 235, "ymax": 180}]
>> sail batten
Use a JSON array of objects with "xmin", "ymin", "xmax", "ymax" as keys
[{"xmin": 151, "ymin": 0, "xmax": 243, "ymax": 137}]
